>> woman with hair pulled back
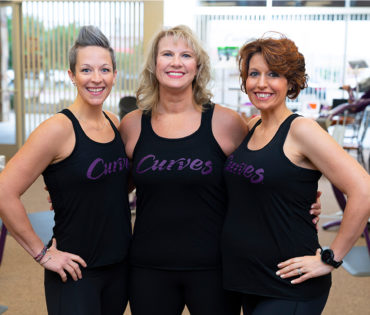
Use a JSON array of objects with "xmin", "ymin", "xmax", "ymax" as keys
[
  {"xmin": 221, "ymin": 34, "xmax": 370, "ymax": 314},
  {"xmin": 120, "ymin": 25, "xmax": 321, "ymax": 315},
  {"xmin": 0, "ymin": 25, "xmax": 131, "ymax": 314}
]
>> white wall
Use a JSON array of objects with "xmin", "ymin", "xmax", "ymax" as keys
[{"xmin": 164, "ymin": 0, "xmax": 197, "ymax": 29}]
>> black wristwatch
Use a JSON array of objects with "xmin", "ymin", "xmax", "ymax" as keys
[{"xmin": 321, "ymin": 248, "xmax": 343, "ymax": 268}]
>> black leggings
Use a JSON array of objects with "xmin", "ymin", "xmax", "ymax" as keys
[
  {"xmin": 129, "ymin": 266, "xmax": 241, "ymax": 315},
  {"xmin": 44, "ymin": 261, "xmax": 129, "ymax": 315},
  {"xmin": 241, "ymin": 291, "xmax": 330, "ymax": 315}
]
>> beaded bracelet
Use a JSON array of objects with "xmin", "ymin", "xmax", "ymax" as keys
[{"xmin": 34, "ymin": 245, "xmax": 48, "ymax": 263}]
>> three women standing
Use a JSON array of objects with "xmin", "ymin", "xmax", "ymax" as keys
[{"xmin": 0, "ymin": 25, "xmax": 328, "ymax": 315}]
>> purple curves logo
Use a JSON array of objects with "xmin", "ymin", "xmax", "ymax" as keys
[
  {"xmin": 224, "ymin": 155, "xmax": 264, "ymax": 184},
  {"xmin": 136, "ymin": 154, "xmax": 213, "ymax": 175},
  {"xmin": 86, "ymin": 157, "xmax": 129, "ymax": 180}
]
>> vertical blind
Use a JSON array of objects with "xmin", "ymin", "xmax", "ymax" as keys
[{"xmin": 21, "ymin": 0, "xmax": 143, "ymax": 137}]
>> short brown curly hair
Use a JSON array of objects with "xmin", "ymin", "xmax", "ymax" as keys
[{"xmin": 238, "ymin": 34, "xmax": 308, "ymax": 100}]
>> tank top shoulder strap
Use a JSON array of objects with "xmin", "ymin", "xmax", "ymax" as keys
[
  {"xmin": 60, "ymin": 108, "xmax": 83, "ymax": 146},
  {"xmin": 199, "ymin": 102, "xmax": 215, "ymax": 133},
  {"xmin": 272, "ymin": 113, "xmax": 300, "ymax": 147},
  {"xmin": 243, "ymin": 118, "xmax": 262, "ymax": 145},
  {"xmin": 102, "ymin": 111, "xmax": 119, "ymax": 136},
  {"xmin": 60, "ymin": 108, "xmax": 81, "ymax": 130},
  {"xmin": 60, "ymin": 108, "xmax": 85, "ymax": 141},
  {"xmin": 140, "ymin": 110, "xmax": 152, "ymax": 134}
]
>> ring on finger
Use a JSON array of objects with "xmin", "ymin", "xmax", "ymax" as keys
[{"xmin": 297, "ymin": 268, "xmax": 302, "ymax": 276}]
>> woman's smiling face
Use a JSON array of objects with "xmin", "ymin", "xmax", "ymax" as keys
[
  {"xmin": 245, "ymin": 53, "xmax": 289, "ymax": 111},
  {"xmin": 155, "ymin": 36, "xmax": 198, "ymax": 93},
  {"xmin": 69, "ymin": 45, "xmax": 116, "ymax": 107}
]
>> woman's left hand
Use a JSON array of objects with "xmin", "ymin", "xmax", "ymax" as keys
[{"xmin": 276, "ymin": 248, "xmax": 333, "ymax": 284}]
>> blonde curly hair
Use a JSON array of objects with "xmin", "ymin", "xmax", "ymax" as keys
[{"xmin": 136, "ymin": 25, "xmax": 212, "ymax": 113}]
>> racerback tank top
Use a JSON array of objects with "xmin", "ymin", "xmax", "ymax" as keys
[
  {"xmin": 42, "ymin": 109, "xmax": 132, "ymax": 268},
  {"xmin": 222, "ymin": 114, "xmax": 331, "ymax": 299},
  {"xmin": 131, "ymin": 104, "xmax": 227, "ymax": 270}
]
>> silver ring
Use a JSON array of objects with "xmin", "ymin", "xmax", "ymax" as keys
[{"xmin": 297, "ymin": 268, "xmax": 302, "ymax": 275}]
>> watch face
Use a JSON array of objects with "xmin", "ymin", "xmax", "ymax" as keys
[
  {"xmin": 322, "ymin": 248, "xmax": 342, "ymax": 268},
  {"xmin": 322, "ymin": 249, "xmax": 333, "ymax": 262}
]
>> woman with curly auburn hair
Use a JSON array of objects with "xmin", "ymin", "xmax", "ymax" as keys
[
  {"xmin": 238, "ymin": 35, "xmax": 308, "ymax": 100},
  {"xmin": 221, "ymin": 34, "xmax": 370, "ymax": 314}
]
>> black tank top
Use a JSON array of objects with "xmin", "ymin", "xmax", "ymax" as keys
[
  {"xmin": 131, "ymin": 104, "xmax": 227, "ymax": 270},
  {"xmin": 42, "ymin": 109, "xmax": 132, "ymax": 268},
  {"xmin": 222, "ymin": 114, "xmax": 331, "ymax": 300}
]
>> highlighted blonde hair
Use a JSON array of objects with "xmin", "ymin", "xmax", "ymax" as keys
[{"xmin": 136, "ymin": 25, "xmax": 212, "ymax": 113}]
